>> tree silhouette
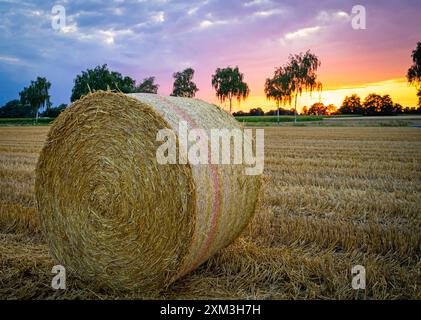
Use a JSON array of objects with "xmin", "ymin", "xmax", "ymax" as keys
[
  {"xmin": 393, "ymin": 103, "xmax": 403, "ymax": 114},
  {"xmin": 171, "ymin": 68, "xmax": 198, "ymax": 98},
  {"xmin": 211, "ymin": 66, "xmax": 249, "ymax": 114},
  {"xmin": 270, "ymin": 50, "xmax": 322, "ymax": 122},
  {"xmin": 133, "ymin": 76, "xmax": 159, "ymax": 94},
  {"xmin": 380, "ymin": 94, "xmax": 394, "ymax": 115},
  {"xmin": 308, "ymin": 102, "xmax": 325, "ymax": 116},
  {"xmin": 363, "ymin": 94, "xmax": 382, "ymax": 116},
  {"xmin": 339, "ymin": 94, "xmax": 363, "ymax": 114},
  {"xmin": 249, "ymin": 107, "xmax": 264, "ymax": 116},
  {"xmin": 407, "ymin": 42, "xmax": 421, "ymax": 107},
  {"xmin": 289, "ymin": 51, "xmax": 322, "ymax": 122},
  {"xmin": 265, "ymin": 66, "xmax": 293, "ymax": 123}
]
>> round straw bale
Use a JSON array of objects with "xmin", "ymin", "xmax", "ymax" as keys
[{"xmin": 35, "ymin": 91, "xmax": 261, "ymax": 291}]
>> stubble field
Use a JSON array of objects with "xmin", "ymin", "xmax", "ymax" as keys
[{"xmin": 0, "ymin": 125, "xmax": 420, "ymax": 299}]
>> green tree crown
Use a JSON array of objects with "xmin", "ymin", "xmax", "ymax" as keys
[
  {"xmin": 171, "ymin": 68, "xmax": 198, "ymax": 98},
  {"xmin": 70, "ymin": 64, "xmax": 159, "ymax": 101},
  {"xmin": 211, "ymin": 66, "xmax": 249, "ymax": 114}
]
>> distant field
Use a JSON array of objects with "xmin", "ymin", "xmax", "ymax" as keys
[
  {"xmin": 235, "ymin": 115, "xmax": 324, "ymax": 122},
  {"xmin": 235, "ymin": 114, "xmax": 368, "ymax": 122},
  {"xmin": 1, "ymin": 115, "xmax": 420, "ymax": 127},
  {"xmin": 0, "ymin": 118, "xmax": 54, "ymax": 125},
  {"xmin": 0, "ymin": 126, "xmax": 420, "ymax": 299},
  {"xmin": 238, "ymin": 115, "xmax": 421, "ymax": 127}
]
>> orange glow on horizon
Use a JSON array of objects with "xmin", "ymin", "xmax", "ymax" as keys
[{"xmin": 205, "ymin": 78, "xmax": 419, "ymax": 113}]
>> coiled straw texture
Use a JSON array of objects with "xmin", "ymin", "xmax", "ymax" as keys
[{"xmin": 36, "ymin": 91, "xmax": 261, "ymax": 291}]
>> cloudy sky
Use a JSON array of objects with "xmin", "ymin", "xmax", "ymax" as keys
[{"xmin": 0, "ymin": 0, "xmax": 420, "ymax": 111}]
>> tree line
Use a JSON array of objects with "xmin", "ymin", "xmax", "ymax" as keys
[
  {"xmin": 234, "ymin": 93, "xmax": 421, "ymax": 117},
  {"xmin": 1, "ymin": 42, "xmax": 420, "ymax": 119},
  {"xmin": 0, "ymin": 65, "xmax": 200, "ymax": 119}
]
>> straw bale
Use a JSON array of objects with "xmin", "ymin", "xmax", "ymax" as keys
[{"xmin": 35, "ymin": 91, "xmax": 261, "ymax": 291}]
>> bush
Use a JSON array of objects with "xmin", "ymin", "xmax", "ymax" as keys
[{"xmin": 41, "ymin": 104, "xmax": 67, "ymax": 117}]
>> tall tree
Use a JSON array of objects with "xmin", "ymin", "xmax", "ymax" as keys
[
  {"xmin": 211, "ymin": 66, "xmax": 249, "ymax": 114},
  {"xmin": 266, "ymin": 50, "xmax": 322, "ymax": 122},
  {"xmin": 339, "ymin": 94, "xmax": 363, "ymax": 114},
  {"xmin": 19, "ymin": 77, "xmax": 51, "ymax": 121},
  {"xmin": 407, "ymin": 42, "xmax": 421, "ymax": 107},
  {"xmin": 284, "ymin": 50, "xmax": 322, "ymax": 122},
  {"xmin": 36, "ymin": 77, "xmax": 51, "ymax": 113},
  {"xmin": 133, "ymin": 76, "xmax": 159, "ymax": 94},
  {"xmin": 171, "ymin": 68, "xmax": 198, "ymax": 97},
  {"xmin": 264, "ymin": 67, "xmax": 293, "ymax": 123},
  {"xmin": 19, "ymin": 85, "xmax": 37, "ymax": 116}
]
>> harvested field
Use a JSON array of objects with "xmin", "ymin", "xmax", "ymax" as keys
[{"xmin": 0, "ymin": 126, "xmax": 420, "ymax": 299}]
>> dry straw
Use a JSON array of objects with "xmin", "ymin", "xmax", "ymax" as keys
[{"xmin": 35, "ymin": 91, "xmax": 261, "ymax": 291}]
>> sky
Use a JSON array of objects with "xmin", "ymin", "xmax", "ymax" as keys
[{"xmin": 0, "ymin": 0, "xmax": 420, "ymax": 112}]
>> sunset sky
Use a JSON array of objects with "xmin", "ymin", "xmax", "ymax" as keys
[{"xmin": 0, "ymin": 0, "xmax": 420, "ymax": 112}]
